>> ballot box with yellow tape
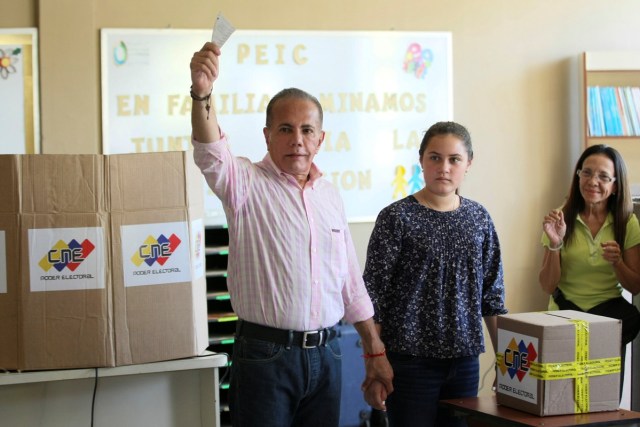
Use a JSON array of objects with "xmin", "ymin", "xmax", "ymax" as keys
[{"xmin": 496, "ymin": 310, "xmax": 621, "ymax": 416}]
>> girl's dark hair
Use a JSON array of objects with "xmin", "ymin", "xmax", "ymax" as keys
[
  {"xmin": 418, "ymin": 121, "xmax": 474, "ymax": 161},
  {"xmin": 562, "ymin": 144, "xmax": 632, "ymax": 248}
]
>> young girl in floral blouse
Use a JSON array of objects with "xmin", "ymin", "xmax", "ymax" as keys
[{"xmin": 364, "ymin": 121, "xmax": 507, "ymax": 427}]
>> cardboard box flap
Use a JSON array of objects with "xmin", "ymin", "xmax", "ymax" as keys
[
  {"xmin": 0, "ymin": 213, "xmax": 19, "ymax": 370},
  {"xmin": 19, "ymin": 212, "xmax": 114, "ymax": 370},
  {"xmin": 192, "ymin": 277, "xmax": 209, "ymax": 355},
  {"xmin": 184, "ymin": 151, "xmax": 205, "ymax": 211},
  {"xmin": 109, "ymin": 151, "xmax": 207, "ymax": 366},
  {"xmin": 21, "ymin": 154, "xmax": 105, "ymax": 214},
  {"xmin": 0, "ymin": 155, "xmax": 20, "ymax": 213},
  {"xmin": 109, "ymin": 151, "xmax": 191, "ymax": 212}
]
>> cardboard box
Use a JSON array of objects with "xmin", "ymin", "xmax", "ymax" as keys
[
  {"xmin": 19, "ymin": 154, "xmax": 112, "ymax": 371},
  {"xmin": 0, "ymin": 156, "xmax": 20, "ymax": 371},
  {"xmin": 108, "ymin": 151, "xmax": 208, "ymax": 366},
  {"xmin": 496, "ymin": 310, "xmax": 621, "ymax": 416},
  {"xmin": 0, "ymin": 151, "xmax": 207, "ymax": 371}
]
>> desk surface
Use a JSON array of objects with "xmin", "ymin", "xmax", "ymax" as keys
[
  {"xmin": 0, "ymin": 351, "xmax": 227, "ymax": 427},
  {"xmin": 0, "ymin": 351, "xmax": 228, "ymax": 386},
  {"xmin": 440, "ymin": 396, "xmax": 640, "ymax": 427}
]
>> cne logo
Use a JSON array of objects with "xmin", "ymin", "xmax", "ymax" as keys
[
  {"xmin": 498, "ymin": 338, "xmax": 538, "ymax": 382},
  {"xmin": 131, "ymin": 233, "xmax": 181, "ymax": 267},
  {"xmin": 38, "ymin": 239, "xmax": 96, "ymax": 272}
]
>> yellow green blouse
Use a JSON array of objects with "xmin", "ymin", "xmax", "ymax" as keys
[{"xmin": 542, "ymin": 213, "xmax": 640, "ymax": 311}]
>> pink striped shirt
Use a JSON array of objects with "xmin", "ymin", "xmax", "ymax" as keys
[{"xmin": 193, "ymin": 134, "xmax": 374, "ymax": 331}]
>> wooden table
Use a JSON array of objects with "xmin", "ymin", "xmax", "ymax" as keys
[{"xmin": 440, "ymin": 396, "xmax": 640, "ymax": 426}]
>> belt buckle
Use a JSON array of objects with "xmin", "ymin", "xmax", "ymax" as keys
[{"xmin": 302, "ymin": 330, "xmax": 322, "ymax": 348}]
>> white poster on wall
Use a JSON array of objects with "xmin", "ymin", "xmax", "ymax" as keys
[
  {"xmin": 0, "ymin": 44, "xmax": 25, "ymax": 152},
  {"xmin": 101, "ymin": 29, "xmax": 452, "ymax": 225},
  {"xmin": 0, "ymin": 28, "xmax": 40, "ymax": 154}
]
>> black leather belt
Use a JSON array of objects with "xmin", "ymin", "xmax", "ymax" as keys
[{"xmin": 236, "ymin": 320, "xmax": 337, "ymax": 349}]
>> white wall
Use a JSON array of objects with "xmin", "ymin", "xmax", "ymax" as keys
[{"xmin": 4, "ymin": 0, "xmax": 640, "ymax": 405}]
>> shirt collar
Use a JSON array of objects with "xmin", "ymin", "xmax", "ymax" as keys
[
  {"xmin": 576, "ymin": 211, "xmax": 614, "ymax": 227},
  {"xmin": 260, "ymin": 153, "xmax": 324, "ymax": 188}
]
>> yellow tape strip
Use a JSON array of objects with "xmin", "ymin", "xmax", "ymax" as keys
[
  {"xmin": 572, "ymin": 320, "xmax": 589, "ymax": 413},
  {"xmin": 497, "ymin": 319, "xmax": 621, "ymax": 414},
  {"xmin": 528, "ymin": 357, "xmax": 621, "ymax": 379}
]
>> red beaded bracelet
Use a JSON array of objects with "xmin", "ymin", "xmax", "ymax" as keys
[{"xmin": 362, "ymin": 348, "xmax": 386, "ymax": 359}]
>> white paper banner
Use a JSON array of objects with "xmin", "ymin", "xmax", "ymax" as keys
[
  {"xmin": 0, "ymin": 44, "xmax": 26, "ymax": 153},
  {"xmin": 121, "ymin": 221, "xmax": 192, "ymax": 287},
  {"xmin": 0, "ymin": 28, "xmax": 40, "ymax": 154},
  {"xmin": 101, "ymin": 29, "xmax": 452, "ymax": 225},
  {"xmin": 28, "ymin": 227, "xmax": 106, "ymax": 292}
]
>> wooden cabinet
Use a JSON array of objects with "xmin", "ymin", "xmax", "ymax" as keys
[
  {"xmin": 204, "ymin": 226, "xmax": 234, "ymax": 427},
  {"xmin": 582, "ymin": 52, "xmax": 640, "ymax": 185}
]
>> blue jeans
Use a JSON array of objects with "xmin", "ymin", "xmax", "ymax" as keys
[
  {"xmin": 386, "ymin": 352, "xmax": 479, "ymax": 427},
  {"xmin": 229, "ymin": 335, "xmax": 342, "ymax": 427}
]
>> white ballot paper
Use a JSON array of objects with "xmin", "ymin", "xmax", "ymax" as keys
[{"xmin": 211, "ymin": 12, "xmax": 235, "ymax": 47}]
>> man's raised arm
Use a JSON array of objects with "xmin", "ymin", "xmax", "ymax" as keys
[{"xmin": 190, "ymin": 42, "xmax": 221, "ymax": 143}]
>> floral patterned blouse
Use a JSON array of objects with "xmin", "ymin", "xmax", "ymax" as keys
[{"xmin": 363, "ymin": 195, "xmax": 507, "ymax": 358}]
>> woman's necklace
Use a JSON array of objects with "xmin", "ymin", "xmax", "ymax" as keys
[{"xmin": 419, "ymin": 191, "xmax": 458, "ymax": 212}]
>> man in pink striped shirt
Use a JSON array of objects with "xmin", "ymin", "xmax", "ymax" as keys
[{"xmin": 190, "ymin": 42, "xmax": 393, "ymax": 427}]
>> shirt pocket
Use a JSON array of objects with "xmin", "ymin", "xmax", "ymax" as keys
[{"xmin": 330, "ymin": 227, "xmax": 348, "ymax": 279}]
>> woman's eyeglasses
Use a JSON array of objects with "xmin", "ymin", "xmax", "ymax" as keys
[{"xmin": 577, "ymin": 169, "xmax": 616, "ymax": 184}]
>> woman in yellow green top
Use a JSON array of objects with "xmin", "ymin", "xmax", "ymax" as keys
[{"xmin": 539, "ymin": 144, "xmax": 640, "ymax": 394}]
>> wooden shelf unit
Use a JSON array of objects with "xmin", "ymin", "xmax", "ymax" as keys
[{"xmin": 582, "ymin": 52, "xmax": 640, "ymax": 185}]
